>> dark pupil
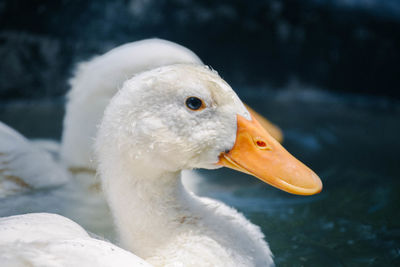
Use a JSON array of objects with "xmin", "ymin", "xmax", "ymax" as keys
[{"xmin": 186, "ymin": 97, "xmax": 202, "ymax": 110}]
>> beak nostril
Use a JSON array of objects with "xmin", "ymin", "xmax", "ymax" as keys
[
  {"xmin": 253, "ymin": 137, "xmax": 271, "ymax": 150},
  {"xmin": 256, "ymin": 140, "xmax": 266, "ymax": 147}
]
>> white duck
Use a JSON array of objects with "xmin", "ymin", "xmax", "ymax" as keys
[
  {"xmin": 0, "ymin": 39, "xmax": 282, "ymax": 237},
  {"xmin": 1, "ymin": 39, "xmax": 281, "ymax": 194},
  {"xmin": 93, "ymin": 63, "xmax": 322, "ymax": 266},
  {"xmin": 1, "ymin": 39, "xmax": 284, "ymax": 236},
  {"xmin": 0, "ymin": 64, "xmax": 321, "ymax": 266}
]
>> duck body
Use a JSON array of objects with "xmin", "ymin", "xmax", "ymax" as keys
[
  {"xmin": 106, "ymin": 173, "xmax": 273, "ymax": 266},
  {"xmin": 0, "ymin": 213, "xmax": 151, "ymax": 267},
  {"xmin": 95, "ymin": 64, "xmax": 273, "ymax": 266}
]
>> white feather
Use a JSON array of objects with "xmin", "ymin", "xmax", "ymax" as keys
[
  {"xmin": 0, "ymin": 122, "xmax": 68, "ymax": 197},
  {"xmin": 0, "ymin": 213, "xmax": 152, "ymax": 267}
]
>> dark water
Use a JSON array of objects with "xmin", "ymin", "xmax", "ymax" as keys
[{"xmin": 0, "ymin": 89, "xmax": 399, "ymax": 266}]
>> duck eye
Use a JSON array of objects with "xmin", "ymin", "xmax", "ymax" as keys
[{"xmin": 185, "ymin": 97, "xmax": 205, "ymax": 111}]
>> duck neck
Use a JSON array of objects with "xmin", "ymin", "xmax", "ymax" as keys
[{"xmin": 104, "ymin": 164, "xmax": 195, "ymax": 258}]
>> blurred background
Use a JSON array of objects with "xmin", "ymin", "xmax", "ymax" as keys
[
  {"xmin": 1, "ymin": 0, "xmax": 400, "ymax": 101},
  {"xmin": 0, "ymin": 0, "xmax": 399, "ymax": 266}
]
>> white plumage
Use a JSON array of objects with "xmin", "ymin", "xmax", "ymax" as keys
[
  {"xmin": 95, "ymin": 64, "xmax": 273, "ymax": 266},
  {"xmin": 0, "ymin": 213, "xmax": 151, "ymax": 267},
  {"xmin": 0, "ymin": 122, "xmax": 68, "ymax": 197},
  {"xmin": 61, "ymin": 39, "xmax": 202, "ymax": 171},
  {"xmin": 0, "ymin": 40, "xmax": 276, "ymax": 266}
]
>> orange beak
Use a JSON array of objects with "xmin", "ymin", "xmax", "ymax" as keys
[{"xmin": 218, "ymin": 114, "xmax": 322, "ymax": 195}]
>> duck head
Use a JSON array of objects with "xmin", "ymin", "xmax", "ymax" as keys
[{"xmin": 96, "ymin": 64, "xmax": 322, "ymax": 195}]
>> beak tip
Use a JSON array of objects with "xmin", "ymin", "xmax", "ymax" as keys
[
  {"xmin": 316, "ymin": 182, "xmax": 323, "ymax": 194},
  {"xmin": 289, "ymin": 172, "xmax": 323, "ymax": 196},
  {"xmin": 313, "ymin": 172, "xmax": 323, "ymax": 193},
  {"xmin": 305, "ymin": 173, "xmax": 323, "ymax": 195}
]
